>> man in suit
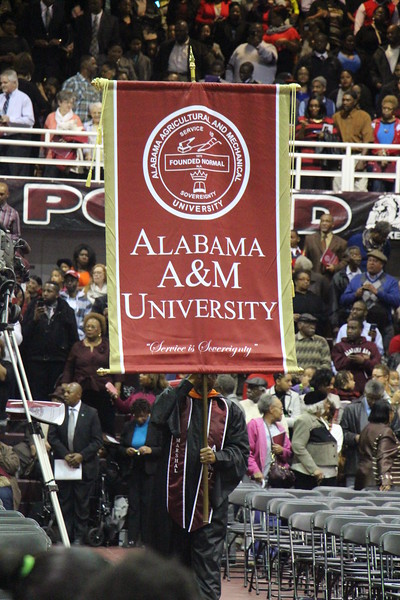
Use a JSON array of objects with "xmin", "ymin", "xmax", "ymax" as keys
[
  {"xmin": 21, "ymin": 0, "xmax": 69, "ymax": 82},
  {"xmin": 48, "ymin": 382, "xmax": 103, "ymax": 544},
  {"xmin": 304, "ymin": 212, "xmax": 347, "ymax": 280},
  {"xmin": 21, "ymin": 281, "xmax": 78, "ymax": 400},
  {"xmin": 371, "ymin": 24, "xmax": 400, "ymax": 92},
  {"xmin": 153, "ymin": 20, "xmax": 210, "ymax": 81},
  {"xmin": 214, "ymin": 2, "xmax": 247, "ymax": 64},
  {"xmin": 340, "ymin": 378, "xmax": 385, "ymax": 487},
  {"xmin": 72, "ymin": 0, "xmax": 120, "ymax": 70}
]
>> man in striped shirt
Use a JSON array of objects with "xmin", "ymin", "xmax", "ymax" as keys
[{"xmin": 0, "ymin": 182, "xmax": 20, "ymax": 241}]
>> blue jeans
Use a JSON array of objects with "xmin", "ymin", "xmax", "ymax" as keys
[{"xmin": 0, "ymin": 486, "xmax": 13, "ymax": 510}]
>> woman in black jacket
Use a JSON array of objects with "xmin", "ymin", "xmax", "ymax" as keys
[{"xmin": 118, "ymin": 399, "xmax": 161, "ymax": 547}]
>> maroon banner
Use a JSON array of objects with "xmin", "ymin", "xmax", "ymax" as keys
[{"xmin": 104, "ymin": 81, "xmax": 296, "ymax": 374}]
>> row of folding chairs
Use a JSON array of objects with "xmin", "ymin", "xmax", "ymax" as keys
[
  {"xmin": 224, "ymin": 484, "xmax": 400, "ymax": 599},
  {"xmin": 0, "ymin": 509, "xmax": 51, "ymax": 600}
]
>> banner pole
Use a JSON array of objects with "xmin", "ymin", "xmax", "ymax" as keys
[{"xmin": 202, "ymin": 374, "xmax": 209, "ymax": 523}]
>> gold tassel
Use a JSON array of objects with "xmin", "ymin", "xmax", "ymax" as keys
[{"xmin": 85, "ymin": 78, "xmax": 110, "ymax": 187}]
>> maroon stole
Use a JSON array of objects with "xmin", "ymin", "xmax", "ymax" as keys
[
  {"xmin": 0, "ymin": 465, "xmax": 10, "ymax": 480},
  {"xmin": 167, "ymin": 389, "xmax": 228, "ymax": 532}
]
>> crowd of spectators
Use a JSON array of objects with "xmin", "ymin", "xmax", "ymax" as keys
[
  {"xmin": 0, "ymin": 0, "xmax": 399, "ymax": 181},
  {"xmin": 5, "ymin": 209, "xmax": 400, "ymax": 533},
  {"xmin": 2, "ymin": 0, "xmax": 400, "ymax": 586},
  {"xmin": 0, "ymin": 0, "xmax": 400, "ymax": 175}
]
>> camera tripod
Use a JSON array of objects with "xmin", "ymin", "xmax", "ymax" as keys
[{"xmin": 0, "ymin": 286, "xmax": 70, "ymax": 546}]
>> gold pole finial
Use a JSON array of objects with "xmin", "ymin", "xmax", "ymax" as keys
[{"xmin": 189, "ymin": 47, "xmax": 196, "ymax": 83}]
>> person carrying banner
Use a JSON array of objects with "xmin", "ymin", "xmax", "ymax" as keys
[{"xmin": 147, "ymin": 374, "xmax": 249, "ymax": 600}]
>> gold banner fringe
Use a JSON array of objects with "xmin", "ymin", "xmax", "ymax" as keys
[{"xmin": 85, "ymin": 78, "xmax": 111, "ymax": 187}]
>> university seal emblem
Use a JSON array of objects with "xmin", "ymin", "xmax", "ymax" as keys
[{"xmin": 143, "ymin": 105, "xmax": 250, "ymax": 220}]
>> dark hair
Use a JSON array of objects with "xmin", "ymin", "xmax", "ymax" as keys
[
  {"xmin": 340, "ymin": 68, "xmax": 354, "ymax": 80},
  {"xmin": 215, "ymin": 374, "xmax": 236, "ymax": 395},
  {"xmin": 368, "ymin": 399, "xmax": 392, "ymax": 423},
  {"xmin": 305, "ymin": 94, "xmax": 327, "ymax": 118},
  {"xmin": 44, "ymin": 280, "xmax": 59, "ymax": 293},
  {"xmin": 373, "ymin": 3, "xmax": 390, "ymax": 19},
  {"xmin": 342, "ymin": 89, "xmax": 358, "ymax": 100},
  {"xmin": 347, "ymin": 316, "xmax": 363, "ymax": 327},
  {"xmin": 140, "ymin": 373, "xmax": 169, "ymax": 393},
  {"xmin": 340, "ymin": 27, "xmax": 354, "ymax": 41},
  {"xmin": 72, "ymin": 244, "xmax": 97, "ymax": 271},
  {"xmin": 80, "ymin": 55, "xmax": 95, "ymax": 70},
  {"xmin": 345, "ymin": 245, "xmax": 361, "ymax": 257},
  {"xmin": 372, "ymin": 220, "xmax": 391, "ymax": 237},
  {"xmin": 83, "ymin": 549, "xmax": 200, "ymax": 600},
  {"xmin": 30, "ymin": 275, "xmax": 42, "ymax": 286},
  {"xmin": 374, "ymin": 363, "xmax": 390, "ymax": 378},
  {"xmin": 293, "ymin": 269, "xmax": 311, "ymax": 282},
  {"xmin": 0, "ymin": 11, "xmax": 16, "ymax": 26},
  {"xmin": 51, "ymin": 267, "xmax": 64, "ymax": 279},
  {"xmin": 14, "ymin": 52, "xmax": 35, "ymax": 78},
  {"xmin": 310, "ymin": 368, "xmax": 333, "ymax": 390},
  {"xmin": 335, "ymin": 370, "xmax": 353, "ymax": 390},
  {"xmin": 273, "ymin": 372, "xmax": 284, "ymax": 382},
  {"xmin": 0, "ymin": 547, "xmax": 110, "ymax": 600},
  {"xmin": 131, "ymin": 398, "xmax": 151, "ymax": 417},
  {"xmin": 352, "ymin": 299, "xmax": 367, "ymax": 311},
  {"xmin": 267, "ymin": 5, "xmax": 288, "ymax": 24}
]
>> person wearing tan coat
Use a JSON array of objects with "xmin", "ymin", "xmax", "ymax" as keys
[{"xmin": 0, "ymin": 441, "xmax": 20, "ymax": 509}]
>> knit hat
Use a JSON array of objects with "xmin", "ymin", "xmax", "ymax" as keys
[{"xmin": 303, "ymin": 390, "xmax": 327, "ymax": 406}]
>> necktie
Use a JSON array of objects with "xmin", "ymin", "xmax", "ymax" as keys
[
  {"xmin": 67, "ymin": 407, "xmax": 77, "ymax": 452},
  {"xmin": 321, "ymin": 233, "xmax": 327, "ymax": 251},
  {"xmin": 45, "ymin": 6, "xmax": 51, "ymax": 31},
  {"xmin": 90, "ymin": 14, "xmax": 100, "ymax": 58},
  {"xmin": 2, "ymin": 93, "xmax": 9, "ymax": 116}
]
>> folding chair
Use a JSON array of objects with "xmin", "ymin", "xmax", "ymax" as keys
[
  {"xmin": 247, "ymin": 489, "xmax": 295, "ymax": 594},
  {"xmin": 327, "ymin": 489, "xmax": 373, "ymax": 499},
  {"xmin": 0, "ymin": 528, "xmax": 51, "ymax": 554},
  {"xmin": 356, "ymin": 506, "xmax": 400, "ymax": 518},
  {"xmin": 380, "ymin": 531, "xmax": 400, "ymax": 599},
  {"xmin": 313, "ymin": 486, "xmax": 352, "ymax": 496},
  {"xmin": 340, "ymin": 521, "xmax": 381, "ymax": 599},
  {"xmin": 366, "ymin": 523, "xmax": 400, "ymax": 600},
  {"xmin": 288, "ymin": 511, "xmax": 317, "ymax": 600},
  {"xmin": 314, "ymin": 512, "xmax": 379, "ymax": 600},
  {"xmin": 224, "ymin": 484, "xmax": 259, "ymax": 584},
  {"xmin": 274, "ymin": 500, "xmax": 329, "ymax": 600},
  {"xmin": 325, "ymin": 498, "xmax": 374, "ymax": 510},
  {"xmin": 365, "ymin": 495, "xmax": 400, "ymax": 506},
  {"xmin": 311, "ymin": 509, "xmax": 361, "ymax": 599},
  {"xmin": 0, "ymin": 510, "xmax": 23, "ymax": 518}
]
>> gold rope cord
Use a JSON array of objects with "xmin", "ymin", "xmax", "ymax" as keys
[{"xmin": 288, "ymin": 83, "xmax": 299, "ymax": 298}]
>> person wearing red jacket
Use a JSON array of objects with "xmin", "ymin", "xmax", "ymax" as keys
[
  {"xmin": 332, "ymin": 318, "xmax": 381, "ymax": 393},
  {"xmin": 354, "ymin": 0, "xmax": 398, "ymax": 34}
]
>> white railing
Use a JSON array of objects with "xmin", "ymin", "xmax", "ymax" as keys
[
  {"xmin": 292, "ymin": 140, "xmax": 400, "ymax": 193},
  {"xmin": 1, "ymin": 127, "xmax": 400, "ymax": 191},
  {"xmin": 0, "ymin": 126, "xmax": 103, "ymax": 183}
]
